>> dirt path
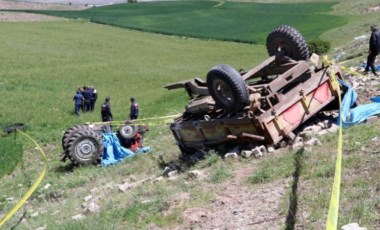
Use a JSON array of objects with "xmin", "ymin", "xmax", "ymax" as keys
[{"xmin": 173, "ymin": 163, "xmax": 292, "ymax": 229}]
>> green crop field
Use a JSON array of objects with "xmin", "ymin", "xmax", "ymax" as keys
[{"xmin": 20, "ymin": 1, "xmax": 347, "ymax": 44}]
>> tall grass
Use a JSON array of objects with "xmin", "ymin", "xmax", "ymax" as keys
[
  {"xmin": 249, "ymin": 123, "xmax": 380, "ymax": 229},
  {"xmin": 0, "ymin": 136, "xmax": 23, "ymax": 178},
  {"xmin": 18, "ymin": 1, "xmax": 347, "ymax": 44}
]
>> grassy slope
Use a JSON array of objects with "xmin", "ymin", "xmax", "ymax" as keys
[
  {"xmin": 246, "ymin": 0, "xmax": 380, "ymax": 47},
  {"xmin": 20, "ymin": 1, "xmax": 346, "ymax": 44},
  {"xmin": 1, "ymin": 0, "xmax": 380, "ymax": 229}
]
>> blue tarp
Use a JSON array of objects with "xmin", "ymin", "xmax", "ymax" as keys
[
  {"xmin": 338, "ymin": 79, "xmax": 380, "ymax": 127},
  {"xmin": 360, "ymin": 63, "xmax": 380, "ymax": 71},
  {"xmin": 101, "ymin": 133, "xmax": 151, "ymax": 166}
]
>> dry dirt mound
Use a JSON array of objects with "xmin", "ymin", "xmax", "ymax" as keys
[{"xmin": 0, "ymin": 0, "xmax": 85, "ymax": 21}]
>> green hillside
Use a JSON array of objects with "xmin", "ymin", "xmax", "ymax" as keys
[
  {"xmin": 19, "ymin": 1, "xmax": 346, "ymax": 43},
  {"xmin": 0, "ymin": 0, "xmax": 379, "ymax": 229}
]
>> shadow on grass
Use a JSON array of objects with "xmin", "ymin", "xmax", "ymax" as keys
[
  {"xmin": 54, "ymin": 162, "xmax": 77, "ymax": 173},
  {"xmin": 285, "ymin": 148, "xmax": 304, "ymax": 230},
  {"xmin": 159, "ymin": 150, "xmax": 209, "ymax": 175}
]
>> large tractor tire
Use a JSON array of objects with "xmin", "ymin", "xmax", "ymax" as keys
[
  {"xmin": 66, "ymin": 130, "xmax": 104, "ymax": 165},
  {"xmin": 206, "ymin": 64, "xmax": 249, "ymax": 112},
  {"xmin": 61, "ymin": 124, "xmax": 89, "ymax": 150},
  {"xmin": 266, "ymin": 25, "xmax": 309, "ymax": 61}
]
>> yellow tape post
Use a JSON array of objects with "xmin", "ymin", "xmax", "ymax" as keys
[
  {"xmin": 0, "ymin": 130, "xmax": 47, "ymax": 228},
  {"xmin": 323, "ymin": 56, "xmax": 343, "ymax": 230}
]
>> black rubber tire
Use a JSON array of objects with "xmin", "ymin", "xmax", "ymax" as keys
[
  {"xmin": 206, "ymin": 64, "xmax": 249, "ymax": 112},
  {"xmin": 118, "ymin": 124, "xmax": 138, "ymax": 139},
  {"xmin": 61, "ymin": 124, "xmax": 89, "ymax": 150},
  {"xmin": 66, "ymin": 130, "xmax": 104, "ymax": 165},
  {"xmin": 266, "ymin": 25, "xmax": 309, "ymax": 61}
]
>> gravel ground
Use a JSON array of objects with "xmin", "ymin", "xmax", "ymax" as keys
[{"xmin": 0, "ymin": 0, "xmax": 86, "ymax": 21}]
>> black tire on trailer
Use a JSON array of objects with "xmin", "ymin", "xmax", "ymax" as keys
[
  {"xmin": 266, "ymin": 25, "xmax": 309, "ymax": 61},
  {"xmin": 206, "ymin": 64, "xmax": 249, "ymax": 112},
  {"xmin": 118, "ymin": 124, "xmax": 138, "ymax": 139},
  {"xmin": 66, "ymin": 130, "xmax": 104, "ymax": 165},
  {"xmin": 61, "ymin": 124, "xmax": 89, "ymax": 150}
]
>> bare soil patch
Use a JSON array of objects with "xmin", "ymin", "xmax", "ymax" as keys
[
  {"xmin": 173, "ymin": 162, "xmax": 291, "ymax": 229},
  {"xmin": 0, "ymin": 0, "xmax": 85, "ymax": 21},
  {"xmin": 367, "ymin": 4, "xmax": 380, "ymax": 13}
]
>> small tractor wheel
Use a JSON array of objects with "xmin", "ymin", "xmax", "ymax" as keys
[
  {"xmin": 118, "ymin": 124, "xmax": 138, "ymax": 139},
  {"xmin": 207, "ymin": 64, "xmax": 249, "ymax": 112},
  {"xmin": 61, "ymin": 124, "xmax": 89, "ymax": 149},
  {"xmin": 67, "ymin": 130, "xmax": 104, "ymax": 165},
  {"xmin": 266, "ymin": 25, "xmax": 309, "ymax": 61}
]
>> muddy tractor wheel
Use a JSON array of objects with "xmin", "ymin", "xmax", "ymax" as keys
[
  {"xmin": 67, "ymin": 130, "xmax": 104, "ymax": 165},
  {"xmin": 207, "ymin": 64, "xmax": 249, "ymax": 112},
  {"xmin": 61, "ymin": 124, "xmax": 90, "ymax": 150},
  {"xmin": 118, "ymin": 124, "xmax": 138, "ymax": 139},
  {"xmin": 266, "ymin": 25, "xmax": 309, "ymax": 61}
]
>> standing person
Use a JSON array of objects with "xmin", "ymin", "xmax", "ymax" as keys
[
  {"xmin": 82, "ymin": 86, "xmax": 92, "ymax": 112},
  {"xmin": 89, "ymin": 86, "xmax": 98, "ymax": 112},
  {"xmin": 101, "ymin": 97, "xmax": 113, "ymax": 133},
  {"xmin": 364, "ymin": 25, "xmax": 380, "ymax": 76},
  {"xmin": 78, "ymin": 87, "xmax": 85, "ymax": 112},
  {"xmin": 129, "ymin": 97, "xmax": 139, "ymax": 120},
  {"xmin": 73, "ymin": 90, "xmax": 84, "ymax": 116},
  {"xmin": 101, "ymin": 97, "xmax": 113, "ymax": 122}
]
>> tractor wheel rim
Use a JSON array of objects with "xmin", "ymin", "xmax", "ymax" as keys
[
  {"xmin": 214, "ymin": 79, "xmax": 234, "ymax": 104},
  {"xmin": 76, "ymin": 139, "xmax": 96, "ymax": 159}
]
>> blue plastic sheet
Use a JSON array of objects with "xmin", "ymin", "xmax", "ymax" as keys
[
  {"xmin": 360, "ymin": 63, "xmax": 380, "ymax": 71},
  {"xmin": 338, "ymin": 79, "xmax": 380, "ymax": 127},
  {"xmin": 101, "ymin": 133, "xmax": 151, "ymax": 166}
]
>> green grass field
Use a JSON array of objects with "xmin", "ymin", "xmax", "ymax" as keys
[
  {"xmin": 0, "ymin": 137, "xmax": 23, "ymax": 178},
  {"xmin": 19, "ymin": 1, "xmax": 346, "ymax": 44},
  {"xmin": 0, "ymin": 0, "xmax": 379, "ymax": 229}
]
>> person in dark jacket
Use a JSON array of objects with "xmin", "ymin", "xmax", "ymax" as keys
[
  {"xmin": 89, "ymin": 86, "xmax": 98, "ymax": 112},
  {"xmin": 73, "ymin": 90, "xmax": 84, "ymax": 116},
  {"xmin": 82, "ymin": 86, "xmax": 93, "ymax": 112},
  {"xmin": 129, "ymin": 97, "xmax": 139, "ymax": 120},
  {"xmin": 364, "ymin": 25, "xmax": 380, "ymax": 76},
  {"xmin": 101, "ymin": 97, "xmax": 113, "ymax": 122}
]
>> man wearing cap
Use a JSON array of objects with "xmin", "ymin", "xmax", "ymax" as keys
[
  {"xmin": 101, "ymin": 97, "xmax": 113, "ymax": 122},
  {"xmin": 364, "ymin": 25, "xmax": 380, "ymax": 76},
  {"xmin": 129, "ymin": 97, "xmax": 139, "ymax": 120}
]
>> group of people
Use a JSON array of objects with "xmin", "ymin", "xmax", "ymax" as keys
[
  {"xmin": 100, "ymin": 96, "xmax": 139, "ymax": 122},
  {"xmin": 73, "ymin": 86, "xmax": 98, "ymax": 116},
  {"xmin": 73, "ymin": 85, "xmax": 139, "ymax": 123}
]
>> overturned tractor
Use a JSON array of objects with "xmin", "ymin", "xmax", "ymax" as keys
[
  {"xmin": 165, "ymin": 25, "xmax": 344, "ymax": 155},
  {"xmin": 61, "ymin": 123, "xmax": 148, "ymax": 165}
]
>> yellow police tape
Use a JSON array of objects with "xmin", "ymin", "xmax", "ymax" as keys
[
  {"xmin": 323, "ymin": 56, "xmax": 343, "ymax": 230},
  {"xmin": 0, "ymin": 130, "xmax": 47, "ymax": 228},
  {"xmin": 88, "ymin": 114, "xmax": 180, "ymax": 127},
  {"xmin": 0, "ymin": 114, "xmax": 177, "ymax": 227}
]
